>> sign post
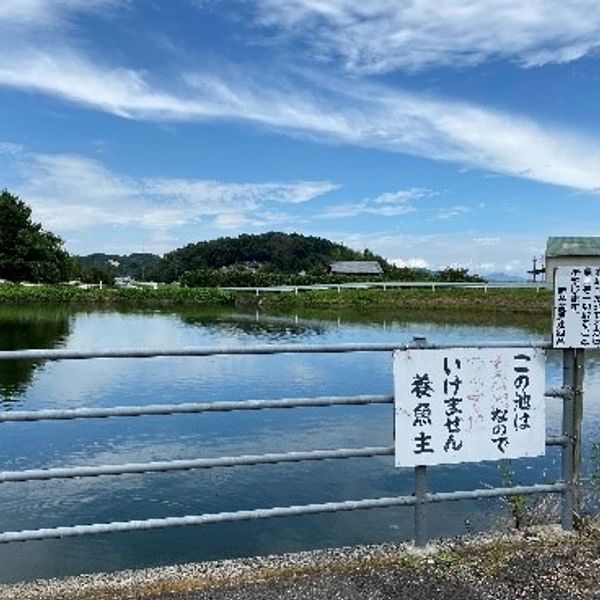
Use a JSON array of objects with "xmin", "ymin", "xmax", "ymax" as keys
[
  {"xmin": 552, "ymin": 265, "xmax": 589, "ymax": 528},
  {"xmin": 394, "ymin": 343, "xmax": 545, "ymax": 546}
]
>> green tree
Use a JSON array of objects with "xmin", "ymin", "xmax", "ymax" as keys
[
  {"xmin": 0, "ymin": 190, "xmax": 73, "ymax": 283},
  {"xmin": 436, "ymin": 267, "xmax": 485, "ymax": 283}
]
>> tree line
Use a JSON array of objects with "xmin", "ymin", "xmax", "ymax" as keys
[{"xmin": 0, "ymin": 190, "xmax": 484, "ymax": 285}]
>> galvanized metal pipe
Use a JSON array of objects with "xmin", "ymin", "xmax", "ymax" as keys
[
  {"xmin": 544, "ymin": 387, "xmax": 574, "ymax": 399},
  {"xmin": 573, "ymin": 349, "xmax": 585, "ymax": 519},
  {"xmin": 0, "ymin": 483, "xmax": 566, "ymax": 544},
  {"xmin": 0, "ymin": 446, "xmax": 395, "ymax": 483},
  {"xmin": 427, "ymin": 482, "xmax": 566, "ymax": 504},
  {"xmin": 0, "ymin": 435, "xmax": 565, "ymax": 483},
  {"xmin": 414, "ymin": 465, "xmax": 428, "ymax": 547},
  {"xmin": 561, "ymin": 348, "xmax": 575, "ymax": 530},
  {"xmin": 220, "ymin": 282, "xmax": 545, "ymax": 293},
  {"xmin": 0, "ymin": 340, "xmax": 552, "ymax": 362},
  {"xmin": 546, "ymin": 434, "xmax": 568, "ymax": 447},
  {"xmin": 0, "ymin": 395, "xmax": 394, "ymax": 423},
  {"xmin": 0, "ymin": 390, "xmax": 565, "ymax": 424},
  {"xmin": 0, "ymin": 496, "xmax": 419, "ymax": 543}
]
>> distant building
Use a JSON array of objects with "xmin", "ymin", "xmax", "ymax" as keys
[
  {"xmin": 545, "ymin": 237, "xmax": 600, "ymax": 286},
  {"xmin": 114, "ymin": 276, "xmax": 135, "ymax": 288},
  {"xmin": 329, "ymin": 261, "xmax": 383, "ymax": 275}
]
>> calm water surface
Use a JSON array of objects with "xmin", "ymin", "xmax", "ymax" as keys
[{"xmin": 0, "ymin": 305, "xmax": 598, "ymax": 583}]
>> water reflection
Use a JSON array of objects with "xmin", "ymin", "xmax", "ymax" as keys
[
  {"xmin": 262, "ymin": 306, "xmax": 552, "ymax": 335},
  {"xmin": 179, "ymin": 309, "xmax": 327, "ymax": 341},
  {"xmin": 177, "ymin": 305, "xmax": 551, "ymax": 342},
  {"xmin": 0, "ymin": 306, "xmax": 71, "ymax": 404},
  {"xmin": 0, "ymin": 305, "xmax": 596, "ymax": 585}
]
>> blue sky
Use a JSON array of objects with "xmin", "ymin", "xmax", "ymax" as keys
[{"xmin": 2, "ymin": 1, "xmax": 600, "ymax": 276}]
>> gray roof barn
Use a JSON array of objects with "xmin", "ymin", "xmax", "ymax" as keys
[
  {"xmin": 545, "ymin": 236, "xmax": 600, "ymax": 286},
  {"xmin": 329, "ymin": 261, "xmax": 383, "ymax": 275},
  {"xmin": 546, "ymin": 237, "xmax": 600, "ymax": 257}
]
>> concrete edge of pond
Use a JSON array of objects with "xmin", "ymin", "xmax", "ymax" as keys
[{"xmin": 1, "ymin": 523, "xmax": 598, "ymax": 600}]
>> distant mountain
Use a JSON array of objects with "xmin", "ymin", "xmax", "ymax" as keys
[{"xmin": 484, "ymin": 272, "xmax": 527, "ymax": 283}]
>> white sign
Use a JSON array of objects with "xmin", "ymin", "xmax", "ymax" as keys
[
  {"xmin": 553, "ymin": 266, "xmax": 600, "ymax": 348},
  {"xmin": 393, "ymin": 348, "xmax": 545, "ymax": 467}
]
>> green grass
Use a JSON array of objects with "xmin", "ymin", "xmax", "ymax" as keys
[
  {"xmin": 254, "ymin": 287, "xmax": 553, "ymax": 314},
  {"xmin": 0, "ymin": 283, "xmax": 553, "ymax": 314},
  {"xmin": 0, "ymin": 283, "xmax": 235, "ymax": 306}
]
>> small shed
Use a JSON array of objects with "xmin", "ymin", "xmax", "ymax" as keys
[
  {"xmin": 329, "ymin": 261, "xmax": 383, "ymax": 275},
  {"xmin": 545, "ymin": 237, "xmax": 600, "ymax": 286}
]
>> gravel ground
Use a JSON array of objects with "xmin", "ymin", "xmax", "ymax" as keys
[{"xmin": 1, "ymin": 523, "xmax": 599, "ymax": 600}]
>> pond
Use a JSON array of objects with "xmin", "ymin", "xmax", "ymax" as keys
[{"xmin": 0, "ymin": 305, "xmax": 597, "ymax": 583}]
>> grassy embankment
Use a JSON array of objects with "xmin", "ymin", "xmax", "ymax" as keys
[
  {"xmin": 0, "ymin": 283, "xmax": 235, "ymax": 306},
  {"xmin": 256, "ymin": 287, "xmax": 552, "ymax": 314},
  {"xmin": 0, "ymin": 283, "xmax": 552, "ymax": 314}
]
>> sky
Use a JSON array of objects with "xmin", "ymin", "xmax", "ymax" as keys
[{"xmin": 1, "ymin": 1, "xmax": 600, "ymax": 276}]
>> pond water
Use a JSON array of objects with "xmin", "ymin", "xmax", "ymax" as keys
[{"xmin": 0, "ymin": 305, "xmax": 598, "ymax": 583}]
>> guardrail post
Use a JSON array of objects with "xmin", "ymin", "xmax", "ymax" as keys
[
  {"xmin": 561, "ymin": 348, "xmax": 585, "ymax": 529},
  {"xmin": 415, "ymin": 465, "xmax": 428, "ymax": 547},
  {"xmin": 412, "ymin": 336, "xmax": 429, "ymax": 547}
]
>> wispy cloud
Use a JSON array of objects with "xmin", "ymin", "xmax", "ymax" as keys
[
  {"xmin": 1, "ymin": 2, "xmax": 600, "ymax": 194},
  {"xmin": 435, "ymin": 205, "xmax": 470, "ymax": 220},
  {"xmin": 2, "ymin": 48, "xmax": 600, "ymax": 193},
  {"xmin": 3, "ymin": 147, "xmax": 337, "ymax": 244},
  {"xmin": 392, "ymin": 257, "xmax": 430, "ymax": 269},
  {"xmin": 0, "ymin": 0, "xmax": 117, "ymax": 25},
  {"xmin": 255, "ymin": 0, "xmax": 600, "ymax": 72},
  {"xmin": 319, "ymin": 187, "xmax": 432, "ymax": 219}
]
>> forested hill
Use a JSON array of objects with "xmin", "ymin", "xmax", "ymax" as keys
[
  {"xmin": 158, "ymin": 232, "xmax": 392, "ymax": 282},
  {"xmin": 2, "ymin": 190, "xmax": 482, "ymax": 285},
  {"xmin": 75, "ymin": 253, "xmax": 161, "ymax": 281}
]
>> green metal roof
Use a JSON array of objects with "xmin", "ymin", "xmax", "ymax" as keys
[{"xmin": 546, "ymin": 236, "xmax": 600, "ymax": 257}]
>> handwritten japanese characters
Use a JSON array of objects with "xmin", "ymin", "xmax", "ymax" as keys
[
  {"xmin": 553, "ymin": 266, "xmax": 600, "ymax": 348},
  {"xmin": 394, "ymin": 348, "xmax": 545, "ymax": 467}
]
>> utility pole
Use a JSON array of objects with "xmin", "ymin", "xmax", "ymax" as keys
[{"xmin": 527, "ymin": 255, "xmax": 545, "ymax": 283}]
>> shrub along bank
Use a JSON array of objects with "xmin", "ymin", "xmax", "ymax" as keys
[
  {"xmin": 0, "ymin": 283, "xmax": 552, "ymax": 314},
  {"xmin": 0, "ymin": 283, "xmax": 235, "ymax": 306}
]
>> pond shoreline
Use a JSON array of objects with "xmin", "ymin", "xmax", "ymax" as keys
[
  {"xmin": 0, "ymin": 284, "xmax": 552, "ymax": 315},
  {"xmin": 1, "ymin": 524, "xmax": 597, "ymax": 599}
]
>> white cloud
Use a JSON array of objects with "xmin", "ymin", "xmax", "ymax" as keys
[
  {"xmin": 473, "ymin": 236, "xmax": 501, "ymax": 245},
  {"xmin": 1, "ymin": 44, "xmax": 599, "ymax": 193},
  {"xmin": 4, "ymin": 147, "xmax": 337, "ymax": 240},
  {"xmin": 0, "ymin": 0, "xmax": 116, "ymax": 26},
  {"xmin": 255, "ymin": 0, "xmax": 600, "ymax": 72},
  {"xmin": 435, "ymin": 205, "xmax": 470, "ymax": 220},
  {"xmin": 391, "ymin": 257, "xmax": 429, "ymax": 269},
  {"xmin": 0, "ymin": 49, "xmax": 201, "ymax": 119},
  {"xmin": 0, "ymin": 141, "xmax": 23, "ymax": 155},
  {"xmin": 318, "ymin": 187, "xmax": 431, "ymax": 219},
  {"xmin": 144, "ymin": 178, "xmax": 339, "ymax": 205}
]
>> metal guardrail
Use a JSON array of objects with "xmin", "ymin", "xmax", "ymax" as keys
[
  {"xmin": 219, "ymin": 280, "xmax": 547, "ymax": 295},
  {"xmin": 0, "ymin": 339, "xmax": 581, "ymax": 548}
]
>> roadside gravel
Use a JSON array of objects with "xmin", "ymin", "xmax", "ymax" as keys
[{"xmin": 1, "ymin": 523, "xmax": 598, "ymax": 600}]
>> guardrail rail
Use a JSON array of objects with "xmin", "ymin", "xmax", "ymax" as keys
[{"xmin": 0, "ymin": 339, "xmax": 582, "ymax": 548}]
